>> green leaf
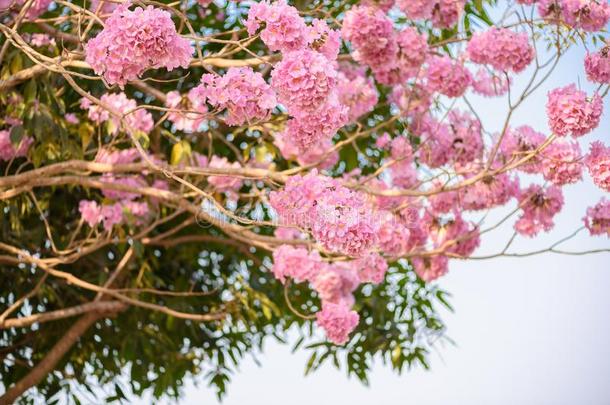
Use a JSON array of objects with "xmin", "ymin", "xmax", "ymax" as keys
[{"xmin": 9, "ymin": 125, "xmax": 24, "ymax": 146}]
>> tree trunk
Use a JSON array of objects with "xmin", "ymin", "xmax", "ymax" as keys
[{"xmin": 0, "ymin": 303, "xmax": 123, "ymax": 405}]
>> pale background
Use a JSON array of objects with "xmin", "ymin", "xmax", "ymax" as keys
[{"xmin": 135, "ymin": 27, "xmax": 610, "ymax": 405}]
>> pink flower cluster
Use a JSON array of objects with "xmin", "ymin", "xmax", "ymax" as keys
[
  {"xmin": 165, "ymin": 89, "xmax": 207, "ymax": 132},
  {"xmin": 583, "ymin": 198, "xmax": 610, "ymax": 236},
  {"xmin": 467, "ymin": 28, "xmax": 535, "ymax": 73},
  {"xmin": 337, "ymin": 65, "xmax": 379, "ymax": 122},
  {"xmin": 80, "ymin": 93, "xmax": 154, "ymax": 135},
  {"xmin": 270, "ymin": 171, "xmax": 376, "ymax": 256},
  {"xmin": 426, "ymin": 56, "xmax": 472, "ymax": 98},
  {"xmin": 342, "ymin": 7, "xmax": 429, "ymax": 85},
  {"xmin": 541, "ymin": 139, "xmax": 583, "ymax": 186},
  {"xmin": 271, "ymin": 244, "xmax": 389, "ymax": 344},
  {"xmin": 206, "ymin": 156, "xmax": 243, "ymax": 192},
  {"xmin": 546, "ymin": 84, "xmax": 603, "ymax": 137},
  {"xmin": 0, "ymin": 129, "xmax": 33, "ymax": 161},
  {"xmin": 499, "ymin": 125, "xmax": 546, "ymax": 173},
  {"xmin": 245, "ymin": 0, "xmax": 309, "ymax": 53},
  {"xmin": 85, "ymin": 4, "xmax": 193, "ymax": 87},
  {"xmin": 561, "ymin": 0, "xmax": 610, "ymax": 32},
  {"xmin": 585, "ymin": 141, "xmax": 610, "ymax": 192},
  {"xmin": 584, "ymin": 48, "xmax": 610, "ymax": 84},
  {"xmin": 79, "ymin": 199, "xmax": 150, "ymax": 231},
  {"xmin": 515, "ymin": 184, "xmax": 564, "ymax": 237},
  {"xmin": 472, "ymin": 69, "xmax": 511, "ymax": 97},
  {"xmin": 397, "ymin": 0, "xmax": 466, "ymax": 27},
  {"xmin": 195, "ymin": 67, "xmax": 276, "ymax": 126}
]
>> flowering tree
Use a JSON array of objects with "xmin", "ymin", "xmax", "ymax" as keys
[{"xmin": 0, "ymin": 0, "xmax": 609, "ymax": 402}]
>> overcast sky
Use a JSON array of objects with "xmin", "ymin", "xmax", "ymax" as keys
[{"xmin": 132, "ymin": 24, "xmax": 610, "ymax": 405}]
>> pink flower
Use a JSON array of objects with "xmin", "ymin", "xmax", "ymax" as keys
[
  {"xmin": 390, "ymin": 83, "xmax": 432, "ymax": 118},
  {"xmin": 546, "ymin": 84, "xmax": 603, "ymax": 137},
  {"xmin": 274, "ymin": 226, "xmax": 303, "ymax": 241},
  {"xmin": 541, "ymin": 139, "xmax": 583, "ymax": 186},
  {"xmin": 460, "ymin": 168, "xmax": 519, "ymax": 211},
  {"xmin": 316, "ymin": 302, "xmax": 359, "ymax": 345},
  {"xmin": 85, "ymin": 4, "xmax": 193, "ymax": 87},
  {"xmin": 396, "ymin": 0, "xmax": 435, "ymax": 19},
  {"xmin": 583, "ymin": 198, "xmax": 610, "ymax": 236},
  {"xmin": 447, "ymin": 110, "xmax": 484, "ymax": 165},
  {"xmin": 428, "ymin": 213, "xmax": 480, "ymax": 257},
  {"xmin": 561, "ymin": 0, "xmax": 610, "ymax": 32},
  {"xmin": 95, "ymin": 148, "xmax": 140, "ymax": 165},
  {"xmin": 280, "ymin": 94, "xmax": 348, "ymax": 153},
  {"xmin": 499, "ymin": 125, "xmax": 546, "ymax": 173},
  {"xmin": 196, "ymin": 67, "xmax": 276, "ymax": 126},
  {"xmin": 337, "ymin": 67, "xmax": 379, "ymax": 122},
  {"xmin": 342, "ymin": 6, "xmax": 397, "ymax": 70},
  {"xmin": 0, "ymin": 129, "xmax": 32, "ymax": 161},
  {"xmin": 411, "ymin": 255, "xmax": 449, "ymax": 282},
  {"xmin": 431, "ymin": 0, "xmax": 466, "ymax": 28},
  {"xmin": 90, "ymin": 0, "xmax": 118, "ymax": 14},
  {"xmin": 312, "ymin": 263, "xmax": 359, "ymax": 305},
  {"xmin": 426, "ymin": 56, "xmax": 472, "ymax": 98},
  {"xmin": 377, "ymin": 215, "xmax": 411, "ymax": 256},
  {"xmin": 308, "ymin": 19, "xmax": 342, "ymax": 60},
  {"xmin": 585, "ymin": 141, "xmax": 610, "ymax": 192},
  {"xmin": 81, "ymin": 93, "xmax": 154, "ymax": 134},
  {"xmin": 472, "ymin": 68, "xmax": 511, "ymax": 97},
  {"xmin": 271, "ymin": 244, "xmax": 323, "ymax": 283},
  {"xmin": 100, "ymin": 203, "xmax": 124, "ymax": 231},
  {"xmin": 64, "ymin": 113, "xmax": 79, "ymax": 125},
  {"xmin": 271, "ymin": 50, "xmax": 338, "ymax": 115},
  {"xmin": 514, "ymin": 184, "xmax": 564, "ymax": 237},
  {"xmin": 207, "ymin": 156, "xmax": 243, "ymax": 192},
  {"xmin": 414, "ymin": 115, "xmax": 453, "ymax": 168},
  {"xmin": 79, "ymin": 200, "xmax": 103, "ymax": 227},
  {"xmin": 428, "ymin": 185, "xmax": 459, "ymax": 214},
  {"xmin": 245, "ymin": 0, "xmax": 309, "ymax": 53},
  {"xmin": 584, "ymin": 48, "xmax": 610, "ymax": 84},
  {"xmin": 354, "ymin": 252, "xmax": 388, "ymax": 284},
  {"xmin": 165, "ymin": 89, "xmax": 207, "ymax": 132},
  {"xmin": 467, "ymin": 28, "xmax": 535, "ymax": 73}
]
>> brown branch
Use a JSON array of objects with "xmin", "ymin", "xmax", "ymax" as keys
[{"xmin": 0, "ymin": 300, "xmax": 125, "ymax": 329}]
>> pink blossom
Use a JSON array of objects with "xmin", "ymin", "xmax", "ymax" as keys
[
  {"xmin": 101, "ymin": 175, "xmax": 147, "ymax": 201},
  {"xmin": 584, "ymin": 48, "xmax": 610, "ymax": 84},
  {"xmin": 274, "ymin": 227, "xmax": 303, "ymax": 241},
  {"xmin": 279, "ymin": 94, "xmax": 348, "ymax": 153},
  {"xmin": 537, "ymin": 0, "xmax": 564, "ymax": 21},
  {"xmin": 100, "ymin": 203, "xmax": 124, "ymax": 231},
  {"xmin": 354, "ymin": 252, "xmax": 388, "ymax": 284},
  {"xmin": 342, "ymin": 6, "xmax": 397, "ymax": 70},
  {"xmin": 460, "ymin": 168, "xmax": 519, "ymax": 211},
  {"xmin": 362, "ymin": 0, "xmax": 396, "ymax": 11},
  {"xmin": 546, "ymin": 84, "xmax": 603, "ymax": 137},
  {"xmin": 207, "ymin": 156, "xmax": 243, "ymax": 192},
  {"xmin": 28, "ymin": 33, "xmax": 55, "ymax": 48},
  {"xmin": 85, "ymin": 4, "xmax": 193, "ymax": 87},
  {"xmin": 90, "ymin": 0, "xmax": 118, "ymax": 14},
  {"xmin": 411, "ymin": 255, "xmax": 449, "ymax": 282},
  {"xmin": 561, "ymin": 0, "xmax": 610, "ymax": 32},
  {"xmin": 271, "ymin": 49, "xmax": 338, "ymax": 115},
  {"xmin": 312, "ymin": 263, "xmax": 359, "ymax": 305},
  {"xmin": 467, "ymin": 28, "xmax": 535, "ymax": 73},
  {"xmin": 541, "ymin": 139, "xmax": 583, "ymax": 186},
  {"xmin": 79, "ymin": 200, "xmax": 103, "ymax": 227},
  {"xmin": 396, "ymin": 0, "xmax": 435, "ymax": 19},
  {"xmin": 390, "ymin": 84, "xmax": 432, "ymax": 118},
  {"xmin": 472, "ymin": 68, "xmax": 511, "ymax": 97},
  {"xmin": 271, "ymin": 244, "xmax": 323, "ymax": 283},
  {"xmin": 196, "ymin": 67, "xmax": 276, "ymax": 126},
  {"xmin": 95, "ymin": 148, "xmax": 140, "ymax": 165},
  {"xmin": 414, "ymin": 115, "xmax": 453, "ymax": 168},
  {"xmin": 0, "ymin": 129, "xmax": 33, "ymax": 161},
  {"xmin": 431, "ymin": 0, "xmax": 466, "ymax": 28},
  {"xmin": 426, "ymin": 56, "xmax": 472, "ymax": 98},
  {"xmin": 308, "ymin": 19, "xmax": 342, "ymax": 60},
  {"xmin": 375, "ymin": 133, "xmax": 392, "ymax": 150},
  {"xmin": 428, "ymin": 186, "xmax": 459, "ymax": 214},
  {"xmin": 499, "ymin": 125, "xmax": 547, "ymax": 173},
  {"xmin": 583, "ymin": 198, "xmax": 610, "ymax": 236},
  {"xmin": 514, "ymin": 184, "xmax": 564, "ymax": 237},
  {"xmin": 337, "ymin": 67, "xmax": 379, "ymax": 122},
  {"xmin": 585, "ymin": 141, "xmax": 610, "ymax": 192},
  {"xmin": 64, "ymin": 113, "xmax": 79, "ymax": 125},
  {"xmin": 428, "ymin": 213, "xmax": 480, "ymax": 257},
  {"xmin": 316, "ymin": 302, "xmax": 359, "ymax": 345},
  {"xmin": 81, "ymin": 93, "xmax": 154, "ymax": 135},
  {"xmin": 377, "ymin": 215, "xmax": 411, "ymax": 256},
  {"xmin": 447, "ymin": 110, "xmax": 484, "ymax": 165},
  {"xmin": 165, "ymin": 89, "xmax": 207, "ymax": 132},
  {"xmin": 245, "ymin": 0, "xmax": 309, "ymax": 53}
]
